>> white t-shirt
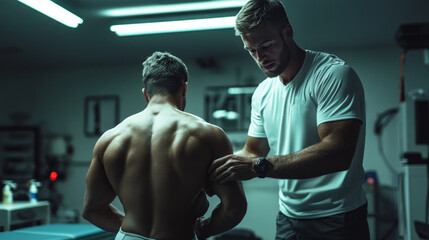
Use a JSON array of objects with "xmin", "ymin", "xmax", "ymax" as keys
[{"xmin": 248, "ymin": 50, "xmax": 366, "ymax": 218}]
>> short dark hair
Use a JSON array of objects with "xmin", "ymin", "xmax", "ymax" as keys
[
  {"xmin": 235, "ymin": 0, "xmax": 290, "ymax": 36},
  {"xmin": 142, "ymin": 51, "xmax": 188, "ymax": 97}
]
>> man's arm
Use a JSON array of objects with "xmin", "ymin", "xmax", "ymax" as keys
[
  {"xmin": 210, "ymin": 119, "xmax": 361, "ymax": 183},
  {"xmin": 208, "ymin": 136, "xmax": 269, "ymax": 183},
  {"xmin": 267, "ymin": 119, "xmax": 361, "ymax": 179},
  {"xmin": 195, "ymin": 127, "xmax": 247, "ymax": 238},
  {"xmin": 237, "ymin": 135, "xmax": 270, "ymax": 158},
  {"xmin": 82, "ymin": 138, "xmax": 124, "ymax": 232}
]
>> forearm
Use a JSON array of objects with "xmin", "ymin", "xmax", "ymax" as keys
[
  {"xmin": 197, "ymin": 202, "xmax": 246, "ymax": 238},
  {"xmin": 235, "ymin": 147, "xmax": 261, "ymax": 158},
  {"xmin": 267, "ymin": 140, "xmax": 352, "ymax": 179},
  {"xmin": 83, "ymin": 204, "xmax": 124, "ymax": 232}
]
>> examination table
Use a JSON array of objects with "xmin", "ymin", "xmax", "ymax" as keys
[{"xmin": 0, "ymin": 223, "xmax": 115, "ymax": 240}]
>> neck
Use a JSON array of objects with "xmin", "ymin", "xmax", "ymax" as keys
[
  {"xmin": 147, "ymin": 94, "xmax": 181, "ymax": 110},
  {"xmin": 279, "ymin": 46, "xmax": 306, "ymax": 85}
]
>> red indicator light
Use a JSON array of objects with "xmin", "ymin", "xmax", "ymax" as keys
[{"xmin": 50, "ymin": 171, "xmax": 58, "ymax": 181}]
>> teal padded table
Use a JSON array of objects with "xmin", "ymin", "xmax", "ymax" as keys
[{"xmin": 14, "ymin": 224, "xmax": 115, "ymax": 240}]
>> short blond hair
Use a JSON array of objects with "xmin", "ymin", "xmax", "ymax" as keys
[
  {"xmin": 142, "ymin": 51, "xmax": 188, "ymax": 97},
  {"xmin": 235, "ymin": 0, "xmax": 290, "ymax": 36}
]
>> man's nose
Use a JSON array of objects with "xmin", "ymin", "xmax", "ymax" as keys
[{"xmin": 255, "ymin": 49, "xmax": 265, "ymax": 62}]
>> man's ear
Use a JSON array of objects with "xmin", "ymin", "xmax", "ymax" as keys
[
  {"xmin": 182, "ymin": 82, "xmax": 188, "ymax": 97},
  {"xmin": 142, "ymin": 88, "xmax": 150, "ymax": 102},
  {"xmin": 282, "ymin": 24, "xmax": 293, "ymax": 40}
]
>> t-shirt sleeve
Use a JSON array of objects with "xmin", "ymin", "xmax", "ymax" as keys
[
  {"xmin": 248, "ymin": 86, "xmax": 267, "ymax": 138},
  {"xmin": 315, "ymin": 64, "xmax": 365, "ymax": 125}
]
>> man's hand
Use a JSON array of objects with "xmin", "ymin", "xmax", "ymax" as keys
[
  {"xmin": 209, "ymin": 154, "xmax": 258, "ymax": 184},
  {"xmin": 194, "ymin": 217, "xmax": 210, "ymax": 240}
]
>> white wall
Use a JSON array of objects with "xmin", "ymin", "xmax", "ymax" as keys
[{"xmin": 1, "ymin": 46, "xmax": 428, "ymax": 239}]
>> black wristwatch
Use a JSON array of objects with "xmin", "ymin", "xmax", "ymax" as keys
[{"xmin": 253, "ymin": 157, "xmax": 269, "ymax": 178}]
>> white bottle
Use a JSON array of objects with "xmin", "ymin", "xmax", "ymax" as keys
[
  {"xmin": 3, "ymin": 183, "xmax": 13, "ymax": 205},
  {"xmin": 29, "ymin": 181, "xmax": 39, "ymax": 203}
]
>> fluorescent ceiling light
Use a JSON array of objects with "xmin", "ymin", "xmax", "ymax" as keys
[
  {"xmin": 17, "ymin": 0, "xmax": 83, "ymax": 28},
  {"xmin": 228, "ymin": 87, "xmax": 257, "ymax": 95},
  {"xmin": 111, "ymin": 16, "xmax": 236, "ymax": 36},
  {"xmin": 101, "ymin": 0, "xmax": 247, "ymax": 17}
]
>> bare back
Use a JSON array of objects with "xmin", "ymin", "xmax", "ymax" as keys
[{"xmin": 98, "ymin": 104, "xmax": 214, "ymax": 238}]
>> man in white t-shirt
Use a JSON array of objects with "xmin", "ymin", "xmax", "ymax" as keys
[{"xmin": 209, "ymin": 0, "xmax": 369, "ymax": 239}]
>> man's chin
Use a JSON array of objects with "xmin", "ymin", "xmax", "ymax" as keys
[
  {"xmin": 262, "ymin": 69, "xmax": 280, "ymax": 78},
  {"xmin": 260, "ymin": 63, "xmax": 287, "ymax": 78}
]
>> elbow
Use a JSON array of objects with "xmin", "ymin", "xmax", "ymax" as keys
[
  {"xmin": 237, "ymin": 202, "xmax": 247, "ymax": 222},
  {"xmin": 82, "ymin": 202, "xmax": 95, "ymax": 222},
  {"xmin": 329, "ymin": 142, "xmax": 357, "ymax": 172},
  {"xmin": 239, "ymin": 197, "xmax": 247, "ymax": 219},
  {"xmin": 339, "ymin": 162, "xmax": 351, "ymax": 172},
  {"xmin": 334, "ymin": 157, "xmax": 351, "ymax": 172},
  {"xmin": 230, "ymin": 205, "xmax": 247, "ymax": 226},
  {"xmin": 82, "ymin": 205, "xmax": 91, "ymax": 221},
  {"xmin": 226, "ymin": 198, "xmax": 247, "ymax": 224},
  {"xmin": 340, "ymin": 157, "xmax": 352, "ymax": 171},
  {"xmin": 234, "ymin": 202, "xmax": 247, "ymax": 220},
  {"xmin": 336, "ymin": 150, "xmax": 355, "ymax": 172}
]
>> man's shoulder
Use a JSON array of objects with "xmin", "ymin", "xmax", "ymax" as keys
[
  {"xmin": 96, "ymin": 119, "xmax": 133, "ymax": 148},
  {"xmin": 175, "ymin": 113, "xmax": 226, "ymax": 142},
  {"xmin": 307, "ymin": 50, "xmax": 357, "ymax": 82},
  {"xmin": 181, "ymin": 114, "xmax": 223, "ymax": 136},
  {"xmin": 310, "ymin": 50, "xmax": 351, "ymax": 71}
]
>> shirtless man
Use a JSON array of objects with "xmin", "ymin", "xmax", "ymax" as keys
[{"xmin": 83, "ymin": 51, "xmax": 247, "ymax": 240}]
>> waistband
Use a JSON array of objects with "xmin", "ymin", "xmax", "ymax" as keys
[{"xmin": 116, "ymin": 228, "xmax": 196, "ymax": 240}]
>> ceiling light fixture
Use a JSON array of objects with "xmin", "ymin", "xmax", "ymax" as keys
[
  {"xmin": 17, "ymin": 0, "xmax": 83, "ymax": 28},
  {"xmin": 228, "ymin": 86, "xmax": 257, "ymax": 95},
  {"xmin": 101, "ymin": 0, "xmax": 246, "ymax": 17},
  {"xmin": 110, "ymin": 16, "xmax": 236, "ymax": 36}
]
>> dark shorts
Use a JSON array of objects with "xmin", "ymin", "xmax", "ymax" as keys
[{"xmin": 275, "ymin": 204, "xmax": 370, "ymax": 240}]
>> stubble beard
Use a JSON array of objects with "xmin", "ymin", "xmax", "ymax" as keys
[{"xmin": 259, "ymin": 42, "xmax": 290, "ymax": 78}]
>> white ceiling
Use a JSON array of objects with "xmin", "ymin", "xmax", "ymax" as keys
[{"xmin": 1, "ymin": 0, "xmax": 428, "ymax": 73}]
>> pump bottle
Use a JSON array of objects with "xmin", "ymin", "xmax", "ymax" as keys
[
  {"xmin": 2, "ymin": 181, "xmax": 16, "ymax": 205},
  {"xmin": 28, "ymin": 180, "xmax": 41, "ymax": 203}
]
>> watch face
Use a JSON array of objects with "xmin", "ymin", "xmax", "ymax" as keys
[
  {"xmin": 255, "ymin": 157, "xmax": 267, "ymax": 178},
  {"xmin": 258, "ymin": 161, "xmax": 266, "ymax": 171}
]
